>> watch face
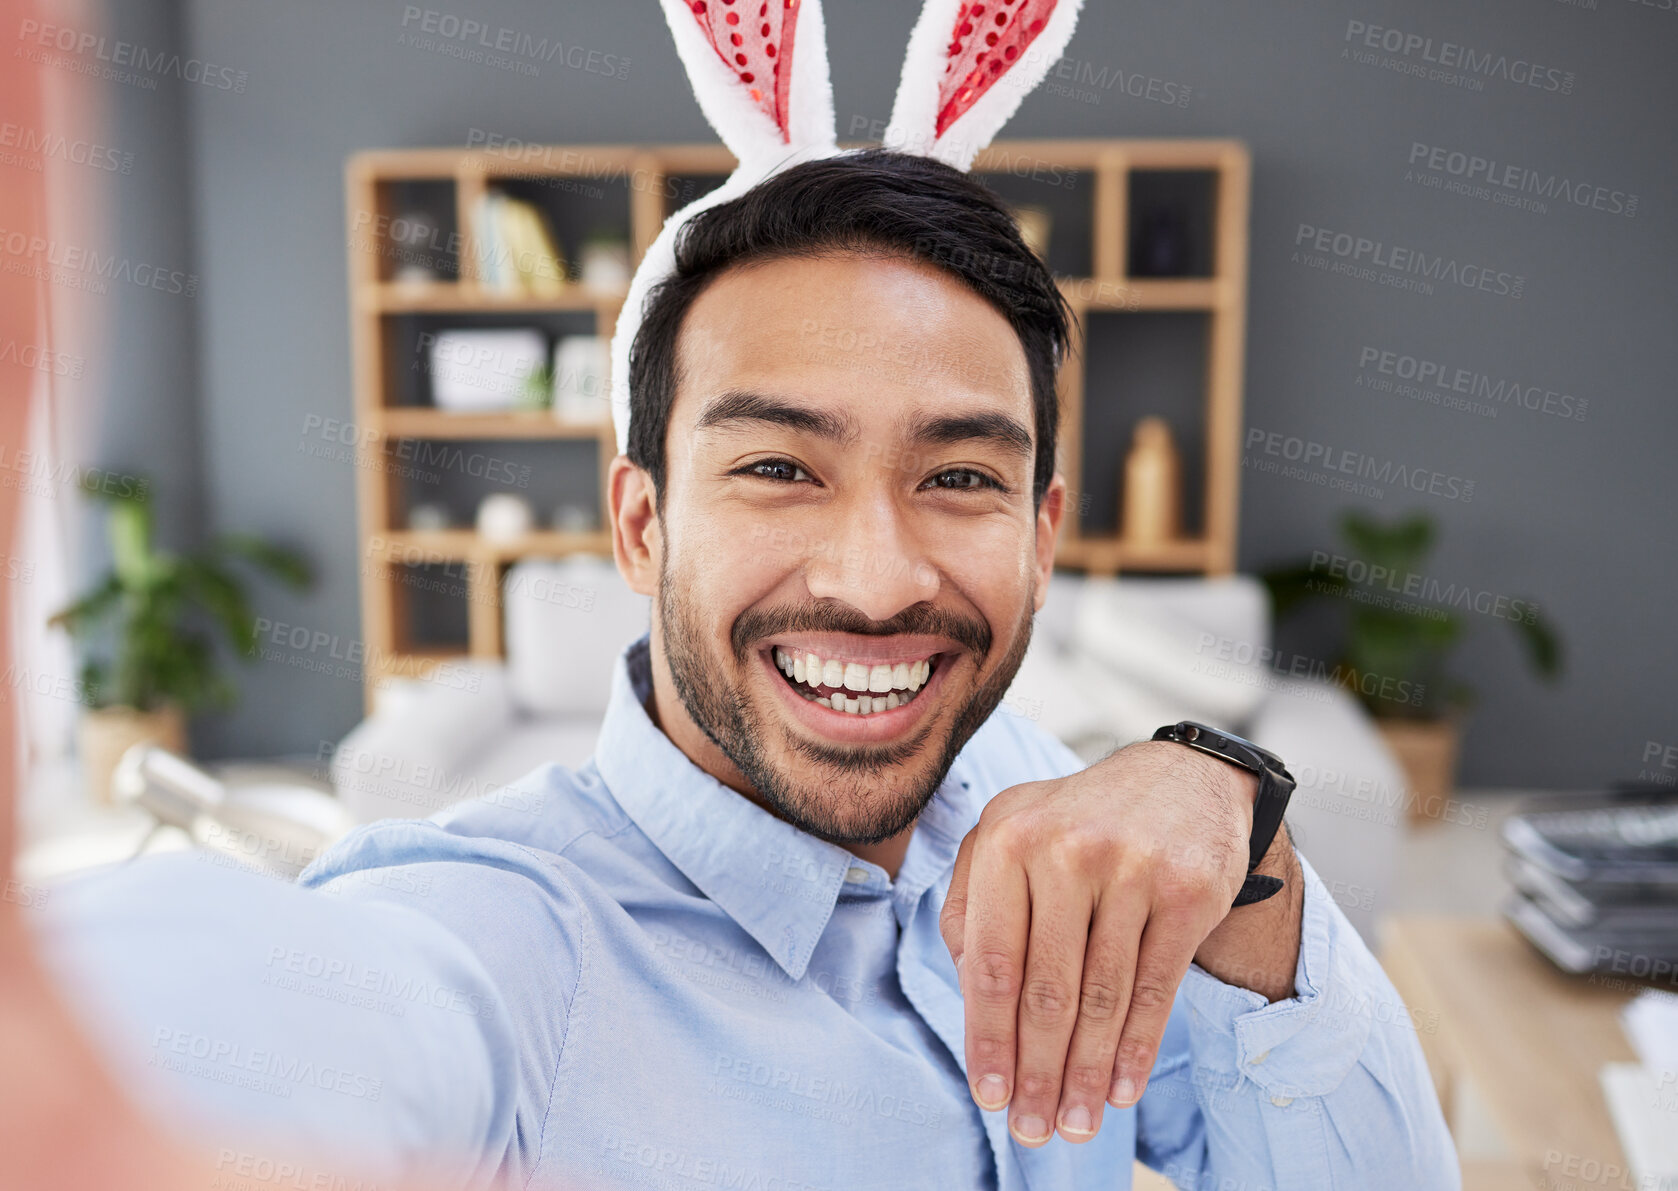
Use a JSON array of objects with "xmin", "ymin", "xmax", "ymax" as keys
[{"xmin": 1175, "ymin": 722, "xmax": 1288, "ymax": 778}]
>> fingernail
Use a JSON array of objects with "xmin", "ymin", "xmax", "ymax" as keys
[
  {"xmin": 1059, "ymin": 1105, "xmax": 1094, "ymax": 1136},
  {"xmin": 1011, "ymin": 1114, "xmax": 1049, "ymax": 1144},
  {"xmin": 955, "ymin": 954, "xmax": 964, "ymax": 990},
  {"xmin": 975, "ymin": 1074, "xmax": 1009, "ymax": 1109},
  {"xmin": 1110, "ymin": 1076, "xmax": 1138, "ymax": 1107}
]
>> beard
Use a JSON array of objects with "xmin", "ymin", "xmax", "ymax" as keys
[{"xmin": 658, "ymin": 554, "xmax": 1034, "ymax": 847}]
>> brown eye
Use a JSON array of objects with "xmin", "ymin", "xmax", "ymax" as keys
[
  {"xmin": 741, "ymin": 459, "xmax": 811, "ymax": 483},
  {"xmin": 926, "ymin": 468, "xmax": 1001, "ymax": 491}
]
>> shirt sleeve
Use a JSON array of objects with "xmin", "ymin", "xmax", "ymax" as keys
[
  {"xmin": 1134, "ymin": 849, "xmax": 1461, "ymax": 1190},
  {"xmin": 32, "ymin": 816, "xmax": 584, "ymax": 1190}
]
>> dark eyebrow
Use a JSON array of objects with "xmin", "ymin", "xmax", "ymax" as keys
[
  {"xmin": 905, "ymin": 410, "xmax": 1033, "ymax": 459},
  {"xmin": 693, "ymin": 390, "xmax": 858, "ymax": 443}
]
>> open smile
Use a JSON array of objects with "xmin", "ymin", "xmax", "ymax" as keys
[{"xmin": 756, "ymin": 639, "xmax": 954, "ymax": 742}]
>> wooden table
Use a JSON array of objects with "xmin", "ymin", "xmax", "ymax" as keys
[{"xmin": 1380, "ymin": 915, "xmax": 1640, "ymax": 1191}]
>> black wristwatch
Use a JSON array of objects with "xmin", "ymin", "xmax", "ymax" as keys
[{"xmin": 1151, "ymin": 720, "xmax": 1296, "ymax": 907}]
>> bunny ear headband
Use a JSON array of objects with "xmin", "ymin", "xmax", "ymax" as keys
[{"xmin": 609, "ymin": 0, "xmax": 1086, "ymax": 453}]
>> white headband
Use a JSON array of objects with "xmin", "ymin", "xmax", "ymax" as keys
[{"xmin": 609, "ymin": 0, "xmax": 1086, "ymax": 454}]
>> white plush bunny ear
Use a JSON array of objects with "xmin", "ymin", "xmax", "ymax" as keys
[
  {"xmin": 657, "ymin": 0, "xmax": 836, "ymax": 165},
  {"xmin": 611, "ymin": 0, "xmax": 838, "ymax": 453},
  {"xmin": 885, "ymin": 0, "xmax": 1084, "ymax": 171}
]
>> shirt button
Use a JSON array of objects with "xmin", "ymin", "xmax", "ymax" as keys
[
  {"xmin": 1270, "ymin": 1095, "xmax": 1294, "ymax": 1108},
  {"xmin": 1249, "ymin": 1049, "xmax": 1270, "ymax": 1065},
  {"xmin": 844, "ymin": 867, "xmax": 870, "ymax": 884}
]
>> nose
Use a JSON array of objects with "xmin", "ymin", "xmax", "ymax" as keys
[{"xmin": 803, "ymin": 487, "xmax": 940, "ymax": 622}]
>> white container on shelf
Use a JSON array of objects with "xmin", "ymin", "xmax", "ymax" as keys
[
  {"xmin": 476, "ymin": 493, "xmax": 535, "ymax": 543},
  {"xmin": 552, "ymin": 335, "xmax": 609, "ymax": 425},
  {"xmin": 427, "ymin": 328, "xmax": 546, "ymax": 412}
]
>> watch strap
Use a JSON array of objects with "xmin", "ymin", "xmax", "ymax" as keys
[
  {"xmin": 1233, "ymin": 873, "xmax": 1285, "ymax": 907},
  {"xmin": 1151, "ymin": 721, "xmax": 1295, "ymax": 908}
]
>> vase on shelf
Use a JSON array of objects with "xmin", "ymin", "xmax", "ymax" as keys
[{"xmin": 1120, "ymin": 416, "xmax": 1182, "ymax": 544}]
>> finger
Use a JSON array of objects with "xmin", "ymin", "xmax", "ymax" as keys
[
  {"xmin": 1006, "ymin": 869, "xmax": 1093, "ymax": 1147},
  {"xmin": 1053, "ymin": 891, "xmax": 1149, "ymax": 1142},
  {"xmin": 940, "ymin": 829, "xmax": 977, "ymax": 975},
  {"xmin": 960, "ymin": 829, "xmax": 1029, "ymax": 1116},
  {"xmin": 1108, "ymin": 918, "xmax": 1201, "ymax": 1108}
]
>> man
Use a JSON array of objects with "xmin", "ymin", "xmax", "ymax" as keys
[{"xmin": 19, "ymin": 152, "xmax": 1457, "ymax": 1189}]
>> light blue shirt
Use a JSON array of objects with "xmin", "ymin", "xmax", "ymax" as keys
[{"xmin": 40, "ymin": 637, "xmax": 1457, "ymax": 1189}]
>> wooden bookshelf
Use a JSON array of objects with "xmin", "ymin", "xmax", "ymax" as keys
[{"xmin": 345, "ymin": 139, "xmax": 1250, "ymax": 698}]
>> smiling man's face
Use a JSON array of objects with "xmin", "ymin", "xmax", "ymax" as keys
[{"xmin": 611, "ymin": 250, "xmax": 1064, "ymax": 849}]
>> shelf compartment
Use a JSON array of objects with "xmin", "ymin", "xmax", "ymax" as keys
[
  {"xmin": 394, "ymin": 560, "xmax": 472, "ymax": 651},
  {"xmin": 1076, "ymin": 310, "xmax": 1211, "ymax": 540},
  {"xmin": 352, "ymin": 179, "xmax": 461, "ymax": 285},
  {"xmin": 1126, "ymin": 170, "xmax": 1220, "ymax": 279}
]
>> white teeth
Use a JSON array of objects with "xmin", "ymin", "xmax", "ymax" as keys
[{"xmin": 773, "ymin": 647, "xmax": 938, "ymax": 708}]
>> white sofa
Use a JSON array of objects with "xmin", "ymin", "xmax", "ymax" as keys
[{"xmin": 332, "ymin": 557, "xmax": 1407, "ymax": 940}]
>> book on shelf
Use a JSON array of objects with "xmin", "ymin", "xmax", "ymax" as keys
[{"xmin": 472, "ymin": 191, "xmax": 566, "ymax": 297}]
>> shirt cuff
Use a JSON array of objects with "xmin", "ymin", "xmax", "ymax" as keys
[{"xmin": 1176, "ymin": 849, "xmax": 1373, "ymax": 1099}]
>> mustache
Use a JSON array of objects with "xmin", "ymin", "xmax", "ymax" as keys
[{"xmin": 731, "ymin": 599, "xmax": 992, "ymax": 665}]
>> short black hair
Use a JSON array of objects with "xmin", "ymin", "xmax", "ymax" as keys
[{"xmin": 626, "ymin": 149, "xmax": 1072, "ymax": 508}]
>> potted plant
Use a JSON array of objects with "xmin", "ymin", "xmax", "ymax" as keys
[
  {"xmin": 49, "ymin": 477, "xmax": 312, "ymax": 802},
  {"xmin": 1263, "ymin": 511, "xmax": 1561, "ymax": 821}
]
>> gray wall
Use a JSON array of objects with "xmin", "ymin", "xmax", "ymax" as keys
[
  {"xmin": 137, "ymin": 0, "xmax": 1674, "ymax": 786},
  {"xmin": 85, "ymin": 0, "xmax": 206, "ymax": 557}
]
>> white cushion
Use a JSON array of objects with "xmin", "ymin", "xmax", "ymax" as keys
[
  {"xmin": 1070, "ymin": 575, "xmax": 1271, "ymax": 726},
  {"xmin": 465, "ymin": 714, "xmax": 605, "ymax": 789},
  {"xmin": 332, "ymin": 661, "xmax": 514, "ymax": 822},
  {"xmin": 503, "ymin": 556, "xmax": 650, "ymax": 716}
]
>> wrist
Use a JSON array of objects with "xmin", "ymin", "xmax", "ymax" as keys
[{"xmin": 1127, "ymin": 736, "xmax": 1258, "ymax": 821}]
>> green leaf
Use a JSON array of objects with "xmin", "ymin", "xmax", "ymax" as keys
[
  {"xmin": 1510, "ymin": 604, "xmax": 1563, "ymax": 679},
  {"xmin": 1261, "ymin": 563, "xmax": 1347, "ymax": 620},
  {"xmin": 178, "ymin": 558, "xmax": 260, "ymax": 656},
  {"xmin": 107, "ymin": 498, "xmax": 160, "ymax": 587},
  {"xmin": 212, "ymin": 534, "xmax": 313, "ymax": 590},
  {"xmin": 48, "ymin": 574, "xmax": 123, "ymax": 636}
]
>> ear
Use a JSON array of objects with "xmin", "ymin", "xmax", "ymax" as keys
[
  {"xmin": 609, "ymin": 454, "xmax": 661, "ymax": 598},
  {"xmin": 885, "ymin": 0, "xmax": 1085, "ymax": 171},
  {"xmin": 658, "ymin": 0, "xmax": 836, "ymax": 167},
  {"xmin": 1033, "ymin": 472, "xmax": 1066, "ymax": 612}
]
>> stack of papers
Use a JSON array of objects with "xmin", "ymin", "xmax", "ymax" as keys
[{"xmin": 1500, "ymin": 790, "xmax": 1678, "ymax": 974}]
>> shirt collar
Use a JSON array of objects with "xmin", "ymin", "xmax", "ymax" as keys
[{"xmin": 594, "ymin": 637, "xmax": 980, "ymax": 982}]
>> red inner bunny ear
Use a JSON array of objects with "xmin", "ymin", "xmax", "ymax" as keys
[
  {"xmin": 937, "ymin": 0, "xmax": 1057, "ymax": 136},
  {"xmin": 686, "ymin": 0, "xmax": 802, "ymax": 143}
]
